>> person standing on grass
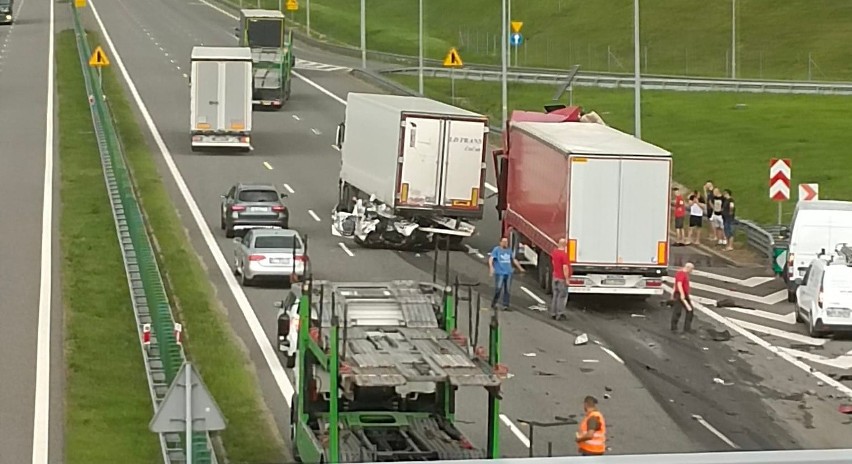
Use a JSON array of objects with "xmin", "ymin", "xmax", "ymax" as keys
[
  {"xmin": 550, "ymin": 238, "xmax": 571, "ymax": 321},
  {"xmin": 703, "ymin": 181, "xmax": 715, "ymax": 220},
  {"xmin": 670, "ymin": 262, "xmax": 695, "ymax": 333},
  {"xmin": 721, "ymin": 189, "xmax": 737, "ymax": 251},
  {"xmin": 687, "ymin": 194, "xmax": 704, "ymax": 245},
  {"xmin": 710, "ymin": 187, "xmax": 725, "ymax": 245},
  {"xmin": 672, "ymin": 187, "xmax": 686, "ymax": 245},
  {"xmin": 489, "ymin": 237, "xmax": 524, "ymax": 311}
]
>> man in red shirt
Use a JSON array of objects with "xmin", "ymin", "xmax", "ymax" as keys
[
  {"xmin": 550, "ymin": 238, "xmax": 571, "ymax": 320},
  {"xmin": 671, "ymin": 262, "xmax": 695, "ymax": 332},
  {"xmin": 672, "ymin": 187, "xmax": 687, "ymax": 245}
]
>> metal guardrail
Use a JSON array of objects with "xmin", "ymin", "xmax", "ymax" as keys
[
  {"xmin": 70, "ymin": 5, "xmax": 217, "ymax": 464},
  {"xmin": 739, "ymin": 219, "xmax": 789, "ymax": 263},
  {"xmin": 382, "ymin": 66, "xmax": 852, "ymax": 95}
]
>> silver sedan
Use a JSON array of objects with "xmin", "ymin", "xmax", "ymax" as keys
[{"xmin": 232, "ymin": 228, "xmax": 307, "ymax": 286}]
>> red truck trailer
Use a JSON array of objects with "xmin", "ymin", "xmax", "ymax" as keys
[{"xmin": 493, "ymin": 107, "xmax": 672, "ymax": 297}]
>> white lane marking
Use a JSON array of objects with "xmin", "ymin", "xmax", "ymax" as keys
[
  {"xmin": 484, "ymin": 182, "xmax": 498, "ymax": 193},
  {"xmin": 338, "ymin": 242, "xmax": 354, "ymax": 257},
  {"xmin": 263, "ymin": 161, "xmax": 273, "ymax": 170},
  {"xmin": 308, "ymin": 210, "xmax": 321, "ymax": 222},
  {"xmin": 723, "ymin": 306, "xmax": 796, "ymax": 325},
  {"xmin": 662, "ymin": 276, "xmax": 786, "ymax": 305},
  {"xmin": 310, "ymin": 128, "xmax": 321, "ymax": 135},
  {"xmin": 693, "ymin": 301, "xmax": 852, "ymax": 398},
  {"xmin": 499, "ymin": 414, "xmax": 531, "ymax": 448},
  {"xmin": 282, "ymin": 183, "xmax": 294, "ymax": 194},
  {"xmin": 600, "ymin": 346, "xmax": 624, "ymax": 364},
  {"xmin": 690, "ymin": 269, "xmax": 775, "ymax": 288},
  {"xmin": 331, "ymin": 144, "xmax": 340, "ymax": 151},
  {"xmin": 182, "ymin": 73, "xmax": 188, "ymax": 79},
  {"xmin": 464, "ymin": 244, "xmax": 485, "ymax": 259},
  {"xmin": 32, "ymin": 0, "xmax": 54, "ymax": 460},
  {"xmin": 520, "ymin": 286, "xmax": 546, "ymax": 305},
  {"xmin": 692, "ymin": 414, "xmax": 739, "ymax": 449},
  {"xmin": 662, "ymin": 283, "xmax": 716, "ymax": 306},
  {"xmin": 777, "ymin": 347, "xmax": 852, "ymax": 370},
  {"xmin": 291, "ymin": 114, "xmax": 300, "ymax": 121},
  {"xmin": 87, "ymin": 0, "xmax": 296, "ymax": 408},
  {"xmin": 729, "ymin": 319, "xmax": 826, "ymax": 346},
  {"xmin": 176, "ymin": 66, "xmax": 181, "ymax": 71}
]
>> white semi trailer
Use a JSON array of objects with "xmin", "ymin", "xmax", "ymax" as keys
[
  {"xmin": 190, "ymin": 46, "xmax": 253, "ymax": 152},
  {"xmin": 332, "ymin": 93, "xmax": 489, "ymax": 249}
]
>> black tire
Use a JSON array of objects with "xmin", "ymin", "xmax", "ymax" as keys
[
  {"xmin": 285, "ymin": 353, "xmax": 296, "ymax": 368},
  {"xmin": 225, "ymin": 226, "xmax": 235, "ymax": 238},
  {"xmin": 240, "ymin": 268, "xmax": 253, "ymax": 287},
  {"xmin": 787, "ymin": 289, "xmax": 796, "ymax": 303},
  {"xmin": 290, "ymin": 394, "xmax": 302, "ymax": 462},
  {"xmin": 795, "ymin": 307, "xmax": 803, "ymax": 323},
  {"xmin": 220, "ymin": 212, "xmax": 225, "ymax": 230},
  {"xmin": 808, "ymin": 318, "xmax": 822, "ymax": 338},
  {"xmin": 543, "ymin": 259, "xmax": 553, "ymax": 295},
  {"xmin": 536, "ymin": 251, "xmax": 547, "ymax": 289}
]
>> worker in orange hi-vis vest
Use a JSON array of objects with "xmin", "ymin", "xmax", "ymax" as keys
[{"xmin": 575, "ymin": 395, "xmax": 607, "ymax": 456}]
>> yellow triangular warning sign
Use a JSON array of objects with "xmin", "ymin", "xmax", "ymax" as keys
[
  {"xmin": 443, "ymin": 48, "xmax": 463, "ymax": 68},
  {"xmin": 89, "ymin": 46, "xmax": 110, "ymax": 68}
]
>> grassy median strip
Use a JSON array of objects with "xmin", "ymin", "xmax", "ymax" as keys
[
  {"xmin": 58, "ymin": 29, "xmax": 162, "ymax": 464},
  {"xmin": 91, "ymin": 31, "xmax": 287, "ymax": 461}
]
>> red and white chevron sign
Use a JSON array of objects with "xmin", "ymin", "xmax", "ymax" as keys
[
  {"xmin": 769, "ymin": 158, "xmax": 791, "ymax": 201},
  {"xmin": 799, "ymin": 183, "xmax": 819, "ymax": 201}
]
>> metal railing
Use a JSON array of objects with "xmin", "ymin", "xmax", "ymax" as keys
[
  {"xmin": 739, "ymin": 220, "xmax": 789, "ymax": 263},
  {"xmin": 381, "ymin": 66, "xmax": 852, "ymax": 95},
  {"xmin": 70, "ymin": 5, "xmax": 217, "ymax": 463}
]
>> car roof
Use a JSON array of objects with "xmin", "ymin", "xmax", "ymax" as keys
[
  {"xmin": 237, "ymin": 182, "xmax": 278, "ymax": 191},
  {"xmin": 248, "ymin": 228, "xmax": 300, "ymax": 238}
]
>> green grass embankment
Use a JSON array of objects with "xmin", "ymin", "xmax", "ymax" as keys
[
  {"xmin": 390, "ymin": 74, "xmax": 852, "ymax": 224},
  {"xmin": 271, "ymin": 0, "xmax": 852, "ymax": 80},
  {"xmin": 59, "ymin": 28, "xmax": 162, "ymax": 464}
]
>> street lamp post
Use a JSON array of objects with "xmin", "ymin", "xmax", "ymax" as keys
[
  {"xmin": 633, "ymin": 0, "xmax": 641, "ymax": 139},
  {"xmin": 731, "ymin": 0, "xmax": 737, "ymax": 78},
  {"xmin": 360, "ymin": 0, "xmax": 366, "ymax": 68},
  {"xmin": 501, "ymin": 0, "xmax": 508, "ymax": 129},
  {"xmin": 307, "ymin": 0, "xmax": 311, "ymax": 37},
  {"xmin": 418, "ymin": 0, "xmax": 424, "ymax": 94}
]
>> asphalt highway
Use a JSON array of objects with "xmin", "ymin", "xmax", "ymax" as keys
[
  {"xmin": 0, "ymin": 0, "xmax": 61, "ymax": 462},
  {"xmin": 84, "ymin": 0, "xmax": 852, "ymax": 458}
]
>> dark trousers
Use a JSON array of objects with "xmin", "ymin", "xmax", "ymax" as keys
[{"xmin": 670, "ymin": 298, "xmax": 693, "ymax": 331}]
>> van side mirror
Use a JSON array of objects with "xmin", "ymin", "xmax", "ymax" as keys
[{"xmin": 335, "ymin": 122, "xmax": 345, "ymax": 149}]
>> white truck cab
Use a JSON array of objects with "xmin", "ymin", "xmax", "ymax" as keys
[{"xmin": 795, "ymin": 244, "xmax": 852, "ymax": 337}]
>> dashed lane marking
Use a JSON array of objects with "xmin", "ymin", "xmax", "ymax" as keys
[
  {"xmin": 338, "ymin": 242, "xmax": 355, "ymax": 257},
  {"xmin": 520, "ymin": 286, "xmax": 546, "ymax": 305},
  {"xmin": 308, "ymin": 210, "xmax": 321, "ymax": 222},
  {"xmin": 282, "ymin": 183, "xmax": 294, "ymax": 194},
  {"xmin": 263, "ymin": 161, "xmax": 273, "ymax": 170},
  {"xmin": 292, "ymin": 114, "xmax": 300, "ymax": 121}
]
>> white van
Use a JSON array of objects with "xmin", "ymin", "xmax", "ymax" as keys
[
  {"xmin": 795, "ymin": 246, "xmax": 852, "ymax": 337},
  {"xmin": 785, "ymin": 200, "xmax": 852, "ymax": 302}
]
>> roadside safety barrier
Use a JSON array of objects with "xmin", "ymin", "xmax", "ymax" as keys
[{"xmin": 70, "ymin": 5, "xmax": 217, "ymax": 463}]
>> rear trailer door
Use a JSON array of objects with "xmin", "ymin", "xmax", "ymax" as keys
[
  {"xmin": 568, "ymin": 157, "xmax": 620, "ymax": 263},
  {"xmin": 441, "ymin": 119, "xmax": 486, "ymax": 214},
  {"xmin": 398, "ymin": 116, "xmax": 443, "ymax": 207},
  {"xmin": 617, "ymin": 159, "xmax": 670, "ymax": 265},
  {"xmin": 223, "ymin": 61, "xmax": 250, "ymax": 132},
  {"xmin": 193, "ymin": 61, "xmax": 220, "ymax": 132}
]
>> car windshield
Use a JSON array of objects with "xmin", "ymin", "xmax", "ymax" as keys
[
  {"xmin": 0, "ymin": 1, "xmax": 11, "ymax": 6},
  {"xmin": 254, "ymin": 235, "xmax": 300, "ymax": 249},
  {"xmin": 238, "ymin": 189, "xmax": 278, "ymax": 202}
]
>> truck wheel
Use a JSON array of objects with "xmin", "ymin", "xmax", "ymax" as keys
[
  {"xmin": 536, "ymin": 251, "xmax": 548, "ymax": 289},
  {"xmin": 290, "ymin": 394, "xmax": 302, "ymax": 462}
]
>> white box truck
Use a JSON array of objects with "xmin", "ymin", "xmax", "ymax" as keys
[
  {"xmin": 332, "ymin": 93, "xmax": 489, "ymax": 249},
  {"xmin": 493, "ymin": 106, "xmax": 672, "ymax": 296},
  {"xmin": 190, "ymin": 46, "xmax": 253, "ymax": 152}
]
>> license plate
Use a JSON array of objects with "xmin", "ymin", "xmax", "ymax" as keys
[
  {"xmin": 249, "ymin": 206, "xmax": 270, "ymax": 212},
  {"xmin": 603, "ymin": 279, "xmax": 625, "ymax": 286},
  {"xmin": 827, "ymin": 308, "xmax": 851, "ymax": 318},
  {"xmin": 212, "ymin": 136, "xmax": 232, "ymax": 142},
  {"xmin": 270, "ymin": 258, "xmax": 289, "ymax": 264}
]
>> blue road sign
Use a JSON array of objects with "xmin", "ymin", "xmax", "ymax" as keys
[{"xmin": 510, "ymin": 33, "xmax": 523, "ymax": 46}]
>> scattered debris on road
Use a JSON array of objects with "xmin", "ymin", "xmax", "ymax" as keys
[
  {"xmin": 713, "ymin": 377, "xmax": 734, "ymax": 386},
  {"xmin": 523, "ymin": 352, "xmax": 537, "ymax": 357},
  {"xmin": 574, "ymin": 333, "xmax": 589, "ymax": 346},
  {"xmin": 630, "ymin": 313, "xmax": 646, "ymax": 318},
  {"xmin": 534, "ymin": 370, "xmax": 556, "ymax": 376},
  {"xmin": 705, "ymin": 328, "xmax": 732, "ymax": 342},
  {"xmin": 582, "ymin": 359, "xmax": 599, "ymax": 363}
]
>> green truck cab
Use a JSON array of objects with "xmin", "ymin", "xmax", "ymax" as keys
[
  {"xmin": 235, "ymin": 9, "xmax": 294, "ymax": 110},
  {"xmin": 0, "ymin": 0, "xmax": 14, "ymax": 25},
  {"xmin": 284, "ymin": 279, "xmax": 505, "ymax": 462}
]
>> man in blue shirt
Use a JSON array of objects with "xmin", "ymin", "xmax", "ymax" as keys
[{"xmin": 489, "ymin": 237, "xmax": 525, "ymax": 310}]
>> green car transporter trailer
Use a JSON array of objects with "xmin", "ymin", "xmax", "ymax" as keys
[
  {"xmin": 236, "ymin": 9, "xmax": 294, "ymax": 110},
  {"xmin": 288, "ymin": 278, "xmax": 505, "ymax": 462}
]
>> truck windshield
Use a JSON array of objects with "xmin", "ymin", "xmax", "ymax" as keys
[{"xmin": 247, "ymin": 19, "xmax": 282, "ymax": 48}]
